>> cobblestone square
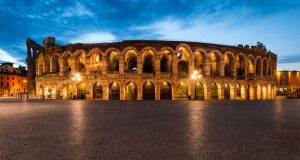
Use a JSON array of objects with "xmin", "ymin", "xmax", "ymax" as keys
[{"xmin": 0, "ymin": 99, "xmax": 300, "ymax": 160}]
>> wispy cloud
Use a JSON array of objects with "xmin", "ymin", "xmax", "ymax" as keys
[
  {"xmin": 0, "ymin": 48, "xmax": 26, "ymax": 67},
  {"xmin": 62, "ymin": 2, "xmax": 94, "ymax": 17},
  {"xmin": 68, "ymin": 32, "xmax": 116, "ymax": 43}
]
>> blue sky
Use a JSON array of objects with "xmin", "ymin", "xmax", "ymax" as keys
[{"xmin": 0, "ymin": 0, "xmax": 299, "ymax": 70}]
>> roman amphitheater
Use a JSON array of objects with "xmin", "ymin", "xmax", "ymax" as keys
[{"xmin": 26, "ymin": 37, "xmax": 277, "ymax": 100}]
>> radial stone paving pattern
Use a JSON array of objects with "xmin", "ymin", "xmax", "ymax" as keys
[{"xmin": 0, "ymin": 99, "xmax": 300, "ymax": 160}]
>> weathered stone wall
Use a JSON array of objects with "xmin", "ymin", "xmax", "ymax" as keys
[{"xmin": 30, "ymin": 38, "xmax": 277, "ymax": 100}]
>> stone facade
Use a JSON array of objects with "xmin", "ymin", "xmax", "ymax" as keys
[
  {"xmin": 276, "ymin": 71, "xmax": 300, "ymax": 96},
  {"xmin": 26, "ymin": 37, "xmax": 277, "ymax": 100},
  {"xmin": 0, "ymin": 63, "xmax": 27, "ymax": 96}
]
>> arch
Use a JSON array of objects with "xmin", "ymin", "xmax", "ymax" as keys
[
  {"xmin": 224, "ymin": 52, "xmax": 235, "ymax": 77},
  {"xmin": 51, "ymin": 54, "xmax": 59, "ymax": 73},
  {"xmin": 211, "ymin": 82, "xmax": 218, "ymax": 99},
  {"xmin": 177, "ymin": 46, "xmax": 191, "ymax": 76},
  {"xmin": 256, "ymin": 57, "xmax": 262, "ymax": 78},
  {"xmin": 160, "ymin": 49, "xmax": 173, "ymax": 73},
  {"xmin": 195, "ymin": 81, "xmax": 204, "ymax": 100},
  {"xmin": 77, "ymin": 82, "xmax": 86, "ymax": 99},
  {"xmin": 67, "ymin": 84, "xmax": 73, "ymax": 99},
  {"xmin": 89, "ymin": 48, "xmax": 102, "ymax": 72},
  {"xmin": 248, "ymin": 55, "xmax": 255, "ymax": 79},
  {"xmin": 194, "ymin": 49, "xmax": 207, "ymax": 75},
  {"xmin": 263, "ymin": 58, "xmax": 268, "ymax": 76},
  {"xmin": 62, "ymin": 51, "xmax": 72, "ymax": 75},
  {"xmin": 142, "ymin": 81, "xmax": 155, "ymax": 100},
  {"xmin": 236, "ymin": 53, "xmax": 246, "ymax": 79},
  {"xmin": 142, "ymin": 49, "xmax": 155, "ymax": 73},
  {"xmin": 125, "ymin": 82, "xmax": 138, "ymax": 100},
  {"xmin": 160, "ymin": 82, "xmax": 172, "ymax": 100},
  {"xmin": 224, "ymin": 83, "xmax": 230, "ymax": 99},
  {"xmin": 176, "ymin": 82, "xmax": 189, "ymax": 99},
  {"xmin": 93, "ymin": 83, "xmax": 103, "ymax": 99},
  {"xmin": 124, "ymin": 49, "xmax": 138, "ymax": 73},
  {"xmin": 109, "ymin": 82, "xmax": 120, "ymax": 100},
  {"xmin": 74, "ymin": 50, "xmax": 86, "ymax": 73},
  {"xmin": 209, "ymin": 51, "xmax": 222, "ymax": 77},
  {"xmin": 106, "ymin": 49, "xmax": 120, "ymax": 72}
]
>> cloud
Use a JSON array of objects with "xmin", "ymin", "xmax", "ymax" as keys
[
  {"xmin": 68, "ymin": 32, "xmax": 116, "ymax": 43},
  {"xmin": 62, "ymin": 2, "xmax": 94, "ymax": 17},
  {"xmin": 0, "ymin": 48, "xmax": 26, "ymax": 67}
]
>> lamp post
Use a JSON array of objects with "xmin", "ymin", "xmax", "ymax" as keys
[
  {"xmin": 71, "ymin": 73, "xmax": 81, "ymax": 99},
  {"xmin": 190, "ymin": 70, "xmax": 202, "ymax": 100}
]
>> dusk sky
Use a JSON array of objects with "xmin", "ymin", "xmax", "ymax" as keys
[{"xmin": 0, "ymin": 0, "xmax": 299, "ymax": 70}]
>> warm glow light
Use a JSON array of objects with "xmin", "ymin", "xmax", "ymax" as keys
[
  {"xmin": 71, "ymin": 77, "xmax": 76, "ymax": 81},
  {"xmin": 193, "ymin": 70, "xmax": 198, "ymax": 75},
  {"xmin": 191, "ymin": 75, "xmax": 196, "ymax": 79}
]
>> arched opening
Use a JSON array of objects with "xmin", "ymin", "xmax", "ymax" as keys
[
  {"xmin": 224, "ymin": 83, "xmax": 230, "ymax": 99},
  {"xmin": 142, "ymin": 49, "xmax": 155, "ymax": 73},
  {"xmin": 93, "ymin": 83, "xmax": 102, "ymax": 99},
  {"xmin": 236, "ymin": 83, "xmax": 241, "ymax": 98},
  {"xmin": 176, "ymin": 82, "xmax": 189, "ymax": 99},
  {"xmin": 160, "ymin": 82, "xmax": 172, "ymax": 100},
  {"xmin": 40, "ymin": 85, "xmax": 45, "ymax": 99},
  {"xmin": 263, "ymin": 59, "xmax": 268, "ymax": 76},
  {"xmin": 194, "ymin": 50, "xmax": 205, "ymax": 75},
  {"xmin": 195, "ymin": 82, "xmax": 204, "ymax": 100},
  {"xmin": 125, "ymin": 50, "xmax": 137, "ymax": 73},
  {"xmin": 177, "ymin": 47, "xmax": 190, "ymax": 77},
  {"xmin": 211, "ymin": 82, "xmax": 218, "ymax": 99},
  {"xmin": 62, "ymin": 53, "xmax": 71, "ymax": 75},
  {"xmin": 109, "ymin": 82, "xmax": 120, "ymax": 100},
  {"xmin": 125, "ymin": 82, "xmax": 138, "ymax": 100},
  {"xmin": 248, "ymin": 57, "xmax": 255, "ymax": 79},
  {"xmin": 236, "ymin": 55, "xmax": 246, "ymax": 79},
  {"xmin": 224, "ymin": 53, "xmax": 234, "ymax": 77},
  {"xmin": 256, "ymin": 58, "xmax": 262, "ymax": 78},
  {"xmin": 51, "ymin": 55, "xmax": 59, "ymax": 73},
  {"xmin": 268, "ymin": 61, "xmax": 272, "ymax": 76},
  {"xmin": 210, "ymin": 52, "xmax": 220, "ymax": 77},
  {"xmin": 143, "ymin": 81, "xmax": 155, "ymax": 100},
  {"xmin": 160, "ymin": 49, "xmax": 172, "ymax": 73},
  {"xmin": 77, "ymin": 83, "xmax": 86, "ymax": 99},
  {"xmin": 90, "ymin": 51, "xmax": 102, "ymax": 74},
  {"xmin": 67, "ymin": 84, "xmax": 73, "ymax": 99},
  {"xmin": 75, "ymin": 52, "xmax": 86, "ymax": 73},
  {"xmin": 107, "ymin": 51, "xmax": 119, "ymax": 72}
]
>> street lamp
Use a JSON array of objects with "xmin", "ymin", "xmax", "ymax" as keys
[
  {"xmin": 191, "ymin": 70, "xmax": 202, "ymax": 80},
  {"xmin": 71, "ymin": 73, "xmax": 81, "ymax": 82}
]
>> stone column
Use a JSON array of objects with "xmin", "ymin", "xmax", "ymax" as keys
[
  {"xmin": 103, "ymin": 83, "xmax": 108, "ymax": 100},
  {"xmin": 172, "ymin": 54, "xmax": 178, "ymax": 79},
  {"xmin": 85, "ymin": 58, "xmax": 91, "ymax": 75},
  {"xmin": 120, "ymin": 82, "xmax": 125, "ymax": 100},
  {"xmin": 219, "ymin": 83, "xmax": 224, "ymax": 100},
  {"xmin": 70, "ymin": 57, "xmax": 76, "ymax": 75},
  {"xmin": 137, "ymin": 54, "xmax": 142, "ymax": 79},
  {"xmin": 190, "ymin": 81, "xmax": 195, "ymax": 100},
  {"xmin": 102, "ymin": 55, "xmax": 107, "ymax": 77},
  {"xmin": 219, "ymin": 58, "xmax": 224, "ymax": 77},
  {"xmin": 204, "ymin": 58, "xmax": 211, "ymax": 76},
  {"xmin": 137, "ymin": 82, "xmax": 143, "ymax": 100},
  {"xmin": 155, "ymin": 55, "xmax": 160, "ymax": 78},
  {"xmin": 59, "ymin": 58, "xmax": 64, "ymax": 76},
  {"xmin": 190, "ymin": 53, "xmax": 194, "ymax": 74},
  {"xmin": 119, "ymin": 55, "xmax": 124, "ymax": 77},
  {"xmin": 206, "ymin": 83, "xmax": 211, "ymax": 100},
  {"xmin": 86, "ymin": 81, "xmax": 92, "ymax": 100},
  {"xmin": 155, "ymin": 82, "xmax": 160, "ymax": 100}
]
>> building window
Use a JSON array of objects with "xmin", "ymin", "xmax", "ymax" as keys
[
  {"xmin": 7, "ymin": 77, "xmax": 9, "ymax": 80},
  {"xmin": 7, "ymin": 82, "xmax": 9, "ymax": 87},
  {"xmin": 0, "ymin": 82, "xmax": 3, "ymax": 86}
]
